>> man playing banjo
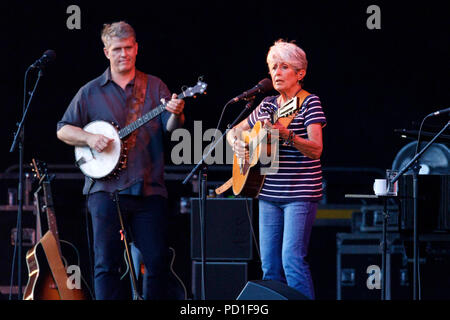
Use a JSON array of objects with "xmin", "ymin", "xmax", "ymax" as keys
[{"xmin": 57, "ymin": 21, "xmax": 185, "ymax": 300}]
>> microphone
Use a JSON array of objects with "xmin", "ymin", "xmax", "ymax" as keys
[
  {"xmin": 229, "ymin": 78, "xmax": 273, "ymax": 103},
  {"xmin": 30, "ymin": 50, "xmax": 56, "ymax": 69},
  {"xmin": 415, "ymin": 106, "xmax": 450, "ymax": 156},
  {"xmin": 429, "ymin": 107, "xmax": 450, "ymax": 116}
]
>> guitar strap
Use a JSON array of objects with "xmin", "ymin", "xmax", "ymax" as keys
[
  {"xmin": 215, "ymin": 177, "xmax": 233, "ymax": 195},
  {"xmin": 215, "ymin": 89, "xmax": 311, "ymax": 196},
  {"xmin": 124, "ymin": 70, "xmax": 149, "ymax": 149}
]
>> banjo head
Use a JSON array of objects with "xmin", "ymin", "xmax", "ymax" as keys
[{"xmin": 74, "ymin": 120, "xmax": 122, "ymax": 179}]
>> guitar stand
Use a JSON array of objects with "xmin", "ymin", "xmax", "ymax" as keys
[{"xmin": 113, "ymin": 192, "xmax": 143, "ymax": 300}]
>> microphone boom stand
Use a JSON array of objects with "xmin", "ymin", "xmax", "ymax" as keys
[
  {"xmin": 390, "ymin": 120, "xmax": 450, "ymax": 300},
  {"xmin": 9, "ymin": 68, "xmax": 43, "ymax": 300},
  {"xmin": 182, "ymin": 98, "xmax": 256, "ymax": 300}
]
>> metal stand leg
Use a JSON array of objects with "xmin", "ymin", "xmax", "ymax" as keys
[
  {"xmin": 381, "ymin": 197, "xmax": 389, "ymax": 300},
  {"xmin": 113, "ymin": 192, "xmax": 143, "ymax": 300}
]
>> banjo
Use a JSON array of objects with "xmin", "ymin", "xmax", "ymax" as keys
[{"xmin": 74, "ymin": 80, "xmax": 207, "ymax": 179}]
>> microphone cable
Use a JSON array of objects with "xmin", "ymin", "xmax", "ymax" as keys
[{"xmin": 414, "ymin": 113, "xmax": 433, "ymax": 157}]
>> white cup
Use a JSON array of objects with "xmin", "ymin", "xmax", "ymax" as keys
[{"xmin": 373, "ymin": 179, "xmax": 388, "ymax": 195}]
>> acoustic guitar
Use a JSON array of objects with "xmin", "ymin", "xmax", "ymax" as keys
[
  {"xmin": 226, "ymin": 92, "xmax": 309, "ymax": 197},
  {"xmin": 23, "ymin": 159, "xmax": 90, "ymax": 300},
  {"xmin": 74, "ymin": 80, "xmax": 207, "ymax": 179},
  {"xmin": 134, "ymin": 246, "xmax": 187, "ymax": 300}
]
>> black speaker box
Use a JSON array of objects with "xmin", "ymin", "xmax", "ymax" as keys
[
  {"xmin": 237, "ymin": 280, "xmax": 309, "ymax": 300},
  {"xmin": 191, "ymin": 261, "xmax": 247, "ymax": 300},
  {"xmin": 398, "ymin": 174, "xmax": 450, "ymax": 232},
  {"xmin": 190, "ymin": 198, "xmax": 254, "ymax": 260}
]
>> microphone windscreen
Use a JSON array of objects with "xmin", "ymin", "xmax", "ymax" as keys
[
  {"xmin": 44, "ymin": 50, "xmax": 56, "ymax": 61},
  {"xmin": 258, "ymin": 78, "xmax": 273, "ymax": 93}
]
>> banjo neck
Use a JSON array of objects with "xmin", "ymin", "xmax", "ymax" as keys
[
  {"xmin": 74, "ymin": 80, "xmax": 207, "ymax": 180},
  {"xmin": 118, "ymin": 104, "xmax": 165, "ymax": 139},
  {"xmin": 118, "ymin": 90, "xmax": 189, "ymax": 140}
]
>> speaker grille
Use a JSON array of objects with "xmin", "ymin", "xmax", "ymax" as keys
[{"xmin": 190, "ymin": 198, "xmax": 254, "ymax": 260}]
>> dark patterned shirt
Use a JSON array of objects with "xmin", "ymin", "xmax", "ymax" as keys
[{"xmin": 57, "ymin": 68, "xmax": 173, "ymax": 197}]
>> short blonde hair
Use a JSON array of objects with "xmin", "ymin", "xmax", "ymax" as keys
[
  {"xmin": 101, "ymin": 21, "xmax": 136, "ymax": 48},
  {"xmin": 266, "ymin": 39, "xmax": 308, "ymax": 73}
]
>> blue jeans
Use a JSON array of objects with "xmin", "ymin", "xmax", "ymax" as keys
[
  {"xmin": 259, "ymin": 200, "xmax": 317, "ymax": 299},
  {"xmin": 88, "ymin": 192, "xmax": 168, "ymax": 300}
]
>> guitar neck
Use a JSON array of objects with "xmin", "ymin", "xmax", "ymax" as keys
[
  {"xmin": 118, "ymin": 91, "xmax": 188, "ymax": 139},
  {"xmin": 42, "ymin": 181, "xmax": 62, "ymax": 256},
  {"xmin": 272, "ymin": 112, "xmax": 279, "ymax": 124}
]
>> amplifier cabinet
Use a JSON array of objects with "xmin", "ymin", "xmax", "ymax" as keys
[
  {"xmin": 398, "ymin": 174, "xmax": 450, "ymax": 232},
  {"xmin": 191, "ymin": 261, "xmax": 248, "ymax": 300},
  {"xmin": 190, "ymin": 198, "xmax": 255, "ymax": 261}
]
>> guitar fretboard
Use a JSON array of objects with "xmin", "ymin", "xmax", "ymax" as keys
[{"xmin": 42, "ymin": 180, "xmax": 62, "ymax": 257}]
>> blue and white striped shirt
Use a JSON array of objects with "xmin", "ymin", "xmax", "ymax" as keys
[{"xmin": 247, "ymin": 94, "xmax": 327, "ymax": 202}]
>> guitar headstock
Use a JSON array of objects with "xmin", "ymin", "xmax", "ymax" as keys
[
  {"xmin": 30, "ymin": 158, "xmax": 49, "ymax": 184},
  {"xmin": 180, "ymin": 78, "xmax": 208, "ymax": 99},
  {"xmin": 278, "ymin": 96, "xmax": 300, "ymax": 118}
]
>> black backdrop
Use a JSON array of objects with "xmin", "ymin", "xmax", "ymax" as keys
[
  {"xmin": 1, "ymin": 0, "xmax": 449, "ymax": 300},
  {"xmin": 2, "ymin": 0, "xmax": 449, "ymax": 171}
]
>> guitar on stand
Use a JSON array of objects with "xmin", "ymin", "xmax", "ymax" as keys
[{"xmin": 23, "ymin": 159, "xmax": 91, "ymax": 300}]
